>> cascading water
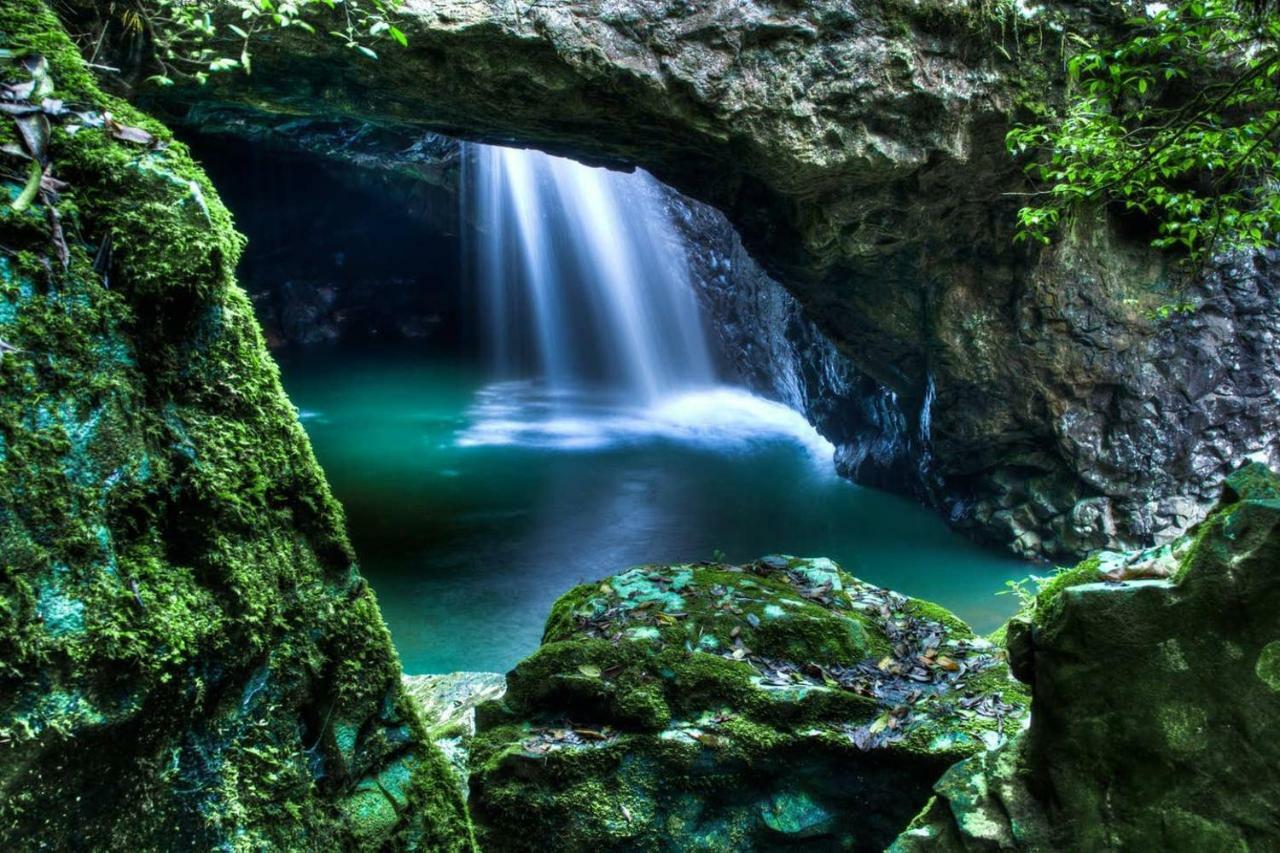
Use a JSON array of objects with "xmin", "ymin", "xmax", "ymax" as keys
[
  {"xmin": 459, "ymin": 143, "xmax": 832, "ymax": 460},
  {"xmin": 468, "ymin": 144, "xmax": 714, "ymax": 400}
]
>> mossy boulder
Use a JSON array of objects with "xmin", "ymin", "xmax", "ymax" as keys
[
  {"xmin": 468, "ymin": 556, "xmax": 1028, "ymax": 851},
  {"xmin": 892, "ymin": 463, "xmax": 1280, "ymax": 850},
  {"xmin": 0, "ymin": 3, "xmax": 470, "ymax": 848}
]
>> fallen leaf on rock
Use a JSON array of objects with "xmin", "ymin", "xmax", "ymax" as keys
[
  {"xmin": 2, "ymin": 79, "xmax": 34, "ymax": 100},
  {"xmin": 46, "ymin": 202, "xmax": 68, "ymax": 268},
  {"xmin": 105, "ymin": 116, "xmax": 155, "ymax": 146},
  {"xmin": 39, "ymin": 171, "xmax": 68, "ymax": 194},
  {"xmin": 12, "ymin": 159, "xmax": 41, "ymax": 212},
  {"xmin": 13, "ymin": 112, "xmax": 49, "ymax": 164},
  {"xmin": 19, "ymin": 55, "xmax": 53, "ymax": 100}
]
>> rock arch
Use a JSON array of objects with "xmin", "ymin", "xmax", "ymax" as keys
[{"xmin": 148, "ymin": 0, "xmax": 1280, "ymax": 557}]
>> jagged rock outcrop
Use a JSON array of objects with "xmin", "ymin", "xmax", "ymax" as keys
[
  {"xmin": 466, "ymin": 556, "xmax": 1027, "ymax": 850},
  {"xmin": 404, "ymin": 672, "xmax": 508, "ymax": 801},
  {"xmin": 0, "ymin": 5, "xmax": 471, "ymax": 848},
  {"xmin": 120, "ymin": 0, "xmax": 1280, "ymax": 558},
  {"xmin": 891, "ymin": 463, "xmax": 1280, "ymax": 849},
  {"xmin": 665, "ymin": 187, "xmax": 931, "ymax": 497}
]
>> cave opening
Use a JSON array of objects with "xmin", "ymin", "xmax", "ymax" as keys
[{"xmin": 185, "ymin": 129, "xmax": 1030, "ymax": 674}]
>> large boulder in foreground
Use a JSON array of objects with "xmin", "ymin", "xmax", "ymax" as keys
[
  {"xmin": 892, "ymin": 463, "xmax": 1280, "ymax": 850},
  {"xmin": 0, "ymin": 3, "xmax": 470, "ymax": 848},
  {"xmin": 468, "ymin": 556, "xmax": 1028, "ymax": 851}
]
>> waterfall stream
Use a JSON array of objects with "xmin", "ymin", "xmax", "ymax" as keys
[
  {"xmin": 459, "ymin": 144, "xmax": 833, "ymax": 458},
  {"xmin": 468, "ymin": 144, "xmax": 714, "ymax": 401},
  {"xmin": 257, "ymin": 144, "xmax": 1031, "ymax": 675}
]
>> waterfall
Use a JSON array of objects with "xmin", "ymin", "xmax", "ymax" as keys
[
  {"xmin": 468, "ymin": 144, "xmax": 714, "ymax": 403},
  {"xmin": 458, "ymin": 143, "xmax": 833, "ymax": 466}
]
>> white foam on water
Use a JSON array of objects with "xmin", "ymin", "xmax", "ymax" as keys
[{"xmin": 456, "ymin": 380, "xmax": 835, "ymax": 468}]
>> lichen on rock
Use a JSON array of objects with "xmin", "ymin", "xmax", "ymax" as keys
[{"xmin": 468, "ymin": 556, "xmax": 1027, "ymax": 851}]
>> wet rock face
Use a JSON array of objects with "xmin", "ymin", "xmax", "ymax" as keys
[
  {"xmin": 468, "ymin": 556, "xmax": 1027, "ymax": 851},
  {"xmin": 134, "ymin": 0, "xmax": 1280, "ymax": 559},
  {"xmin": 665, "ymin": 188, "xmax": 932, "ymax": 499},
  {"xmin": 945, "ymin": 239, "xmax": 1280, "ymax": 560},
  {"xmin": 892, "ymin": 464, "xmax": 1280, "ymax": 850}
]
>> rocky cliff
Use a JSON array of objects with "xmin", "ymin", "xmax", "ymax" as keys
[
  {"xmin": 0, "ymin": 4, "xmax": 470, "ymax": 847},
  {"xmin": 121, "ymin": 0, "xmax": 1280, "ymax": 559},
  {"xmin": 665, "ymin": 186, "xmax": 932, "ymax": 497}
]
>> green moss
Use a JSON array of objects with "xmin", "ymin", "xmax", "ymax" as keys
[
  {"xmin": 894, "ymin": 466, "xmax": 1280, "ymax": 850},
  {"xmin": 1254, "ymin": 641, "xmax": 1280, "ymax": 693},
  {"xmin": 471, "ymin": 556, "xmax": 1028, "ymax": 850},
  {"xmin": 0, "ymin": 2, "xmax": 471, "ymax": 848},
  {"xmin": 1221, "ymin": 461, "xmax": 1280, "ymax": 503}
]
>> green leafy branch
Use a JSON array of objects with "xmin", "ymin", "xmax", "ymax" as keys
[
  {"xmin": 1007, "ymin": 0, "xmax": 1280, "ymax": 266},
  {"xmin": 104, "ymin": 0, "xmax": 408, "ymax": 86}
]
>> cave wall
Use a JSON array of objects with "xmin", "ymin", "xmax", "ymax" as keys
[
  {"xmin": 120, "ymin": 0, "xmax": 1280, "ymax": 559},
  {"xmin": 187, "ymin": 132, "xmax": 470, "ymax": 350}
]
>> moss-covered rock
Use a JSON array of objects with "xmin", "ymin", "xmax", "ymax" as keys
[
  {"xmin": 891, "ymin": 463, "xmax": 1280, "ymax": 850},
  {"xmin": 469, "ymin": 556, "xmax": 1027, "ymax": 851},
  {"xmin": 0, "ymin": 3, "xmax": 471, "ymax": 848}
]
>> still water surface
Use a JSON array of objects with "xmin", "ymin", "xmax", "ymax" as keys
[{"xmin": 280, "ymin": 347, "xmax": 1031, "ymax": 675}]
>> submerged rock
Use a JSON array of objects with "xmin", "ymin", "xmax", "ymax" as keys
[
  {"xmin": 892, "ymin": 463, "xmax": 1280, "ymax": 850},
  {"xmin": 468, "ymin": 557, "xmax": 1027, "ymax": 851}
]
